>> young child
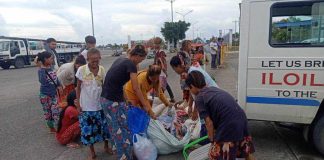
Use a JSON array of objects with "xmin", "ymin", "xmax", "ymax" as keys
[
  {"xmin": 185, "ymin": 71, "xmax": 255, "ymax": 160},
  {"xmin": 75, "ymin": 48, "xmax": 113, "ymax": 159},
  {"xmin": 37, "ymin": 51, "xmax": 63, "ymax": 133},
  {"xmin": 56, "ymin": 91, "xmax": 80, "ymax": 148}
]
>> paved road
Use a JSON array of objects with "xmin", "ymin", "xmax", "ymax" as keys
[{"xmin": 0, "ymin": 51, "xmax": 323, "ymax": 160}]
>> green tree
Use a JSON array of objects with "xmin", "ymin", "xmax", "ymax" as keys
[{"xmin": 161, "ymin": 20, "xmax": 190, "ymax": 48}]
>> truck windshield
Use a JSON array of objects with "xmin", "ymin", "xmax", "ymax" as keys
[
  {"xmin": 270, "ymin": 1, "xmax": 324, "ymax": 47},
  {"xmin": 0, "ymin": 41, "xmax": 10, "ymax": 51}
]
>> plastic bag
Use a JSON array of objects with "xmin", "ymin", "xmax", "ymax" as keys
[
  {"xmin": 128, "ymin": 106, "xmax": 150, "ymax": 135},
  {"xmin": 133, "ymin": 134, "xmax": 158, "ymax": 160},
  {"xmin": 148, "ymin": 119, "xmax": 191, "ymax": 154},
  {"xmin": 184, "ymin": 118, "xmax": 201, "ymax": 140}
]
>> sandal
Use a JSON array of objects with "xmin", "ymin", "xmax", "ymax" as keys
[{"xmin": 67, "ymin": 143, "xmax": 80, "ymax": 148}]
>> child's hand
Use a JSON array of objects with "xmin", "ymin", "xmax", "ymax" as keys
[{"xmin": 58, "ymin": 86, "xmax": 63, "ymax": 96}]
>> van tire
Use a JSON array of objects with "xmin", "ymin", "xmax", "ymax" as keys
[
  {"xmin": 14, "ymin": 57, "xmax": 25, "ymax": 69},
  {"xmin": 0, "ymin": 63, "xmax": 11, "ymax": 69},
  {"xmin": 65, "ymin": 54, "xmax": 73, "ymax": 62},
  {"xmin": 312, "ymin": 115, "xmax": 324, "ymax": 155}
]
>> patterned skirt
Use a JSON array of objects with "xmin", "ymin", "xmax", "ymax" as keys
[
  {"xmin": 209, "ymin": 136, "xmax": 255, "ymax": 160},
  {"xmin": 79, "ymin": 110, "xmax": 110, "ymax": 145}
]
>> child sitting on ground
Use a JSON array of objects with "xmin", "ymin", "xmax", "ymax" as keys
[{"xmin": 56, "ymin": 91, "xmax": 80, "ymax": 148}]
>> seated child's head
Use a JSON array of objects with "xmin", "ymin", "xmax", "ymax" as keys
[
  {"xmin": 87, "ymin": 48, "xmax": 101, "ymax": 68},
  {"xmin": 67, "ymin": 91, "xmax": 77, "ymax": 107},
  {"xmin": 185, "ymin": 71, "xmax": 206, "ymax": 95}
]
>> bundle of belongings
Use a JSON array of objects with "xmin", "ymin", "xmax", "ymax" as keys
[{"xmin": 147, "ymin": 99, "xmax": 202, "ymax": 154}]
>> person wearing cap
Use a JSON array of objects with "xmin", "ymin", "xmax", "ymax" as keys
[{"xmin": 80, "ymin": 35, "xmax": 96, "ymax": 60}]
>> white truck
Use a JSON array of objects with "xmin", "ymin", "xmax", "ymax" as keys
[
  {"xmin": 239, "ymin": 0, "xmax": 324, "ymax": 154},
  {"xmin": 0, "ymin": 36, "xmax": 83, "ymax": 69}
]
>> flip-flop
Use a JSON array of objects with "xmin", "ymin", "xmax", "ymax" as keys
[{"xmin": 67, "ymin": 143, "xmax": 80, "ymax": 148}]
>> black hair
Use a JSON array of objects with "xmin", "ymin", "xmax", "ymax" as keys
[
  {"xmin": 85, "ymin": 35, "xmax": 96, "ymax": 44},
  {"xmin": 129, "ymin": 44, "xmax": 147, "ymax": 57},
  {"xmin": 46, "ymin": 38, "xmax": 56, "ymax": 44},
  {"xmin": 170, "ymin": 55, "xmax": 182, "ymax": 67},
  {"xmin": 37, "ymin": 51, "xmax": 52, "ymax": 64},
  {"xmin": 185, "ymin": 71, "xmax": 206, "ymax": 89},
  {"xmin": 57, "ymin": 91, "xmax": 76, "ymax": 133},
  {"xmin": 74, "ymin": 55, "xmax": 86, "ymax": 65}
]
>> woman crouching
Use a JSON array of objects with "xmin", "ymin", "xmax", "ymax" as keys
[{"xmin": 185, "ymin": 71, "xmax": 255, "ymax": 160}]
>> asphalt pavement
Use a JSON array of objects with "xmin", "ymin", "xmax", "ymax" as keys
[{"xmin": 0, "ymin": 50, "xmax": 323, "ymax": 160}]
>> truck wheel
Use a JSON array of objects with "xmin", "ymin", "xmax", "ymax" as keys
[
  {"xmin": 14, "ymin": 58, "xmax": 25, "ymax": 69},
  {"xmin": 312, "ymin": 115, "xmax": 324, "ymax": 155},
  {"xmin": 65, "ymin": 54, "xmax": 73, "ymax": 63},
  {"xmin": 0, "ymin": 63, "xmax": 11, "ymax": 69}
]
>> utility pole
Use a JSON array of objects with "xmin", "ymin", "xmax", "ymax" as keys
[
  {"xmin": 90, "ymin": 0, "xmax": 95, "ymax": 36},
  {"xmin": 233, "ymin": 20, "xmax": 239, "ymax": 39},
  {"xmin": 166, "ymin": 0, "xmax": 176, "ymax": 22}
]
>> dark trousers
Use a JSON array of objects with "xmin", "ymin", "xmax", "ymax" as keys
[
  {"xmin": 217, "ymin": 51, "xmax": 221, "ymax": 66},
  {"xmin": 211, "ymin": 54, "xmax": 217, "ymax": 68},
  {"xmin": 166, "ymin": 82, "xmax": 174, "ymax": 99}
]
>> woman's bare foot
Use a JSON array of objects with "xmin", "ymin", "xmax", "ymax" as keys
[
  {"xmin": 104, "ymin": 146, "xmax": 115, "ymax": 155},
  {"xmin": 66, "ymin": 142, "xmax": 80, "ymax": 148}
]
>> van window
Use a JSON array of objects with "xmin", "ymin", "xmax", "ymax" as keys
[
  {"xmin": 20, "ymin": 41, "xmax": 25, "ymax": 48},
  {"xmin": 270, "ymin": 1, "xmax": 324, "ymax": 47}
]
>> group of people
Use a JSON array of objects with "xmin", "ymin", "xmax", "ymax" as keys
[{"xmin": 36, "ymin": 35, "xmax": 255, "ymax": 160}]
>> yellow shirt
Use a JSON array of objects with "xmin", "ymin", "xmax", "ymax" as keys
[{"xmin": 124, "ymin": 70, "xmax": 170, "ymax": 107}]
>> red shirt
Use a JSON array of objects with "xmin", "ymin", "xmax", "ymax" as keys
[{"xmin": 57, "ymin": 106, "xmax": 79, "ymax": 135}]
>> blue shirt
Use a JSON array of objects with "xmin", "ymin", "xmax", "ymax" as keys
[
  {"xmin": 38, "ymin": 68, "xmax": 60, "ymax": 97},
  {"xmin": 188, "ymin": 66, "xmax": 218, "ymax": 87}
]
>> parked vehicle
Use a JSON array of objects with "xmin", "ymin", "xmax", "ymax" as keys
[
  {"xmin": 112, "ymin": 49, "xmax": 122, "ymax": 56},
  {"xmin": 239, "ymin": 0, "xmax": 324, "ymax": 154},
  {"xmin": 0, "ymin": 36, "xmax": 83, "ymax": 69}
]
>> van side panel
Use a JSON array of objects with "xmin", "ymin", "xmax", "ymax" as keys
[{"xmin": 239, "ymin": 0, "xmax": 324, "ymax": 124}]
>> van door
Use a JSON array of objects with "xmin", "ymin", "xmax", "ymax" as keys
[
  {"xmin": 18, "ymin": 40, "xmax": 27, "ymax": 55},
  {"xmin": 243, "ymin": 0, "xmax": 324, "ymax": 124}
]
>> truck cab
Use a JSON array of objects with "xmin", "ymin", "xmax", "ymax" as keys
[
  {"xmin": 0, "ymin": 39, "xmax": 28, "ymax": 69},
  {"xmin": 239, "ymin": 0, "xmax": 324, "ymax": 154}
]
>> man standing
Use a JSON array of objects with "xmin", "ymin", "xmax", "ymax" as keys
[
  {"xmin": 80, "ymin": 35, "xmax": 96, "ymax": 60},
  {"xmin": 44, "ymin": 38, "xmax": 60, "ymax": 70},
  {"xmin": 209, "ymin": 37, "xmax": 218, "ymax": 69}
]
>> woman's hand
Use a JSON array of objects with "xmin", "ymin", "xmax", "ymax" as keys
[{"xmin": 148, "ymin": 110, "xmax": 157, "ymax": 120}]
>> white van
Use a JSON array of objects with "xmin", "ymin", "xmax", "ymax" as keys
[{"xmin": 238, "ymin": 0, "xmax": 324, "ymax": 154}]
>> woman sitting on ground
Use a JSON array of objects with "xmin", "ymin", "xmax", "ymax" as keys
[
  {"xmin": 185, "ymin": 71, "xmax": 255, "ymax": 160},
  {"xmin": 56, "ymin": 91, "xmax": 81, "ymax": 148},
  {"xmin": 124, "ymin": 65, "xmax": 173, "ymax": 111}
]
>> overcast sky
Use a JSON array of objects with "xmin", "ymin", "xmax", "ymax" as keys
[{"xmin": 0, "ymin": 0, "xmax": 241, "ymax": 44}]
